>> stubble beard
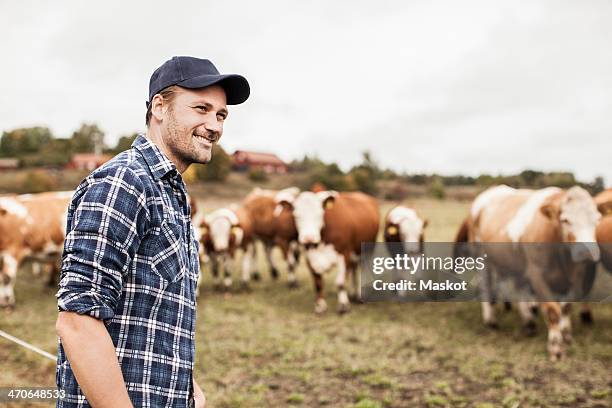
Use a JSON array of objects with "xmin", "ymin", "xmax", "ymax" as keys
[{"xmin": 164, "ymin": 108, "xmax": 213, "ymax": 166}]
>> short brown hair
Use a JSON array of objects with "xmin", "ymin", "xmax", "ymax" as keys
[{"xmin": 145, "ymin": 85, "xmax": 179, "ymax": 127}]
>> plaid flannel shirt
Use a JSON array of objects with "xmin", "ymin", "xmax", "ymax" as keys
[{"xmin": 56, "ymin": 134, "xmax": 200, "ymax": 408}]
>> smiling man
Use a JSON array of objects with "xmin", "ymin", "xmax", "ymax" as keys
[{"xmin": 55, "ymin": 56, "xmax": 249, "ymax": 408}]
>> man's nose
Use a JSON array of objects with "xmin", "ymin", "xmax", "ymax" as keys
[{"xmin": 204, "ymin": 117, "xmax": 223, "ymax": 136}]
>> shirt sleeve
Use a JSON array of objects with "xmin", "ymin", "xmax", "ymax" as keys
[{"xmin": 56, "ymin": 166, "xmax": 150, "ymax": 321}]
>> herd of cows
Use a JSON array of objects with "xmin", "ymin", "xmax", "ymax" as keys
[{"xmin": 0, "ymin": 184, "xmax": 611, "ymax": 360}]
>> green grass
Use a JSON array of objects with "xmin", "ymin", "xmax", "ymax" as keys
[{"xmin": 1, "ymin": 198, "xmax": 611, "ymax": 407}]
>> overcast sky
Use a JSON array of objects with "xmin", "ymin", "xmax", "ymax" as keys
[{"xmin": 1, "ymin": 0, "xmax": 611, "ymax": 184}]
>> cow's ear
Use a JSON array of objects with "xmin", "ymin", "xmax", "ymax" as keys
[
  {"xmin": 540, "ymin": 202, "xmax": 559, "ymax": 220},
  {"xmin": 323, "ymin": 195, "xmax": 336, "ymax": 210},
  {"xmin": 273, "ymin": 201, "xmax": 293, "ymax": 217},
  {"xmin": 597, "ymin": 201, "xmax": 612, "ymax": 216},
  {"xmin": 318, "ymin": 191, "xmax": 338, "ymax": 209},
  {"xmin": 0, "ymin": 207, "xmax": 6, "ymax": 216}
]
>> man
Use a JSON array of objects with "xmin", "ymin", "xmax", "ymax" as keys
[{"xmin": 55, "ymin": 56, "xmax": 249, "ymax": 408}]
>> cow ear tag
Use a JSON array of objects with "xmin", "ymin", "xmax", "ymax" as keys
[
  {"xmin": 231, "ymin": 226, "xmax": 241, "ymax": 234},
  {"xmin": 387, "ymin": 225, "xmax": 398, "ymax": 235},
  {"xmin": 324, "ymin": 200, "xmax": 334, "ymax": 209}
]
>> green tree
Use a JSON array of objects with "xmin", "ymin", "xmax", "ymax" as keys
[
  {"xmin": 591, "ymin": 176, "xmax": 605, "ymax": 194},
  {"xmin": 194, "ymin": 144, "xmax": 232, "ymax": 181},
  {"xmin": 21, "ymin": 138, "xmax": 72, "ymax": 167},
  {"xmin": 428, "ymin": 176, "xmax": 446, "ymax": 200},
  {"xmin": 248, "ymin": 168, "xmax": 269, "ymax": 183},
  {"xmin": 308, "ymin": 162, "xmax": 351, "ymax": 191},
  {"xmin": 0, "ymin": 127, "xmax": 53, "ymax": 157},
  {"xmin": 114, "ymin": 133, "xmax": 138, "ymax": 153},
  {"xmin": 349, "ymin": 151, "xmax": 381, "ymax": 195},
  {"xmin": 70, "ymin": 123, "xmax": 105, "ymax": 153}
]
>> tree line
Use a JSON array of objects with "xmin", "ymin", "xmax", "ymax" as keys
[{"xmin": 0, "ymin": 125, "xmax": 605, "ymax": 196}]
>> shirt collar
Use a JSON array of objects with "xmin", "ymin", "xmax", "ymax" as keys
[{"xmin": 132, "ymin": 134, "xmax": 179, "ymax": 181}]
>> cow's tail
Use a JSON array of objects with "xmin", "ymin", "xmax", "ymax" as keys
[{"xmin": 453, "ymin": 217, "xmax": 470, "ymax": 258}]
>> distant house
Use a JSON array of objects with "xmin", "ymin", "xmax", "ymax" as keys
[
  {"xmin": 66, "ymin": 153, "xmax": 113, "ymax": 171},
  {"xmin": 0, "ymin": 158, "xmax": 19, "ymax": 170},
  {"xmin": 232, "ymin": 150, "xmax": 288, "ymax": 174}
]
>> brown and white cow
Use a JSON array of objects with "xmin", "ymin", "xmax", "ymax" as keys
[
  {"xmin": 0, "ymin": 191, "xmax": 72, "ymax": 307},
  {"xmin": 241, "ymin": 187, "xmax": 301, "ymax": 286},
  {"xmin": 461, "ymin": 185, "xmax": 601, "ymax": 360},
  {"xmin": 284, "ymin": 191, "xmax": 379, "ymax": 313},
  {"xmin": 383, "ymin": 205, "xmax": 428, "ymax": 296},
  {"xmin": 383, "ymin": 205, "xmax": 427, "ymax": 253},
  {"xmin": 199, "ymin": 206, "xmax": 254, "ymax": 290},
  {"xmin": 594, "ymin": 189, "xmax": 612, "ymax": 273}
]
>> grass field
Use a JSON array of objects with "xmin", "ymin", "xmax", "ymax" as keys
[{"xmin": 1, "ymin": 198, "xmax": 611, "ymax": 407}]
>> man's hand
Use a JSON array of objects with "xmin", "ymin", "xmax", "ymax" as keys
[
  {"xmin": 56, "ymin": 312, "xmax": 134, "ymax": 407},
  {"xmin": 193, "ymin": 377, "xmax": 206, "ymax": 408}
]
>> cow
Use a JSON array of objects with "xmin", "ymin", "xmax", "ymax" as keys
[
  {"xmin": 383, "ymin": 205, "xmax": 428, "ymax": 296},
  {"xmin": 199, "ymin": 206, "xmax": 254, "ymax": 290},
  {"xmin": 594, "ymin": 189, "xmax": 612, "ymax": 273},
  {"xmin": 458, "ymin": 185, "xmax": 601, "ymax": 360},
  {"xmin": 283, "ymin": 191, "xmax": 379, "ymax": 314},
  {"xmin": 241, "ymin": 187, "xmax": 301, "ymax": 287},
  {"xmin": 0, "ymin": 191, "xmax": 72, "ymax": 307},
  {"xmin": 383, "ymin": 205, "xmax": 428, "ymax": 253}
]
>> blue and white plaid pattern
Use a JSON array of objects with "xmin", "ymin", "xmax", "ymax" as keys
[{"xmin": 56, "ymin": 134, "xmax": 200, "ymax": 408}]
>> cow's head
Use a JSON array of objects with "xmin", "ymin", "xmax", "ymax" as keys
[
  {"xmin": 289, "ymin": 191, "xmax": 338, "ymax": 248},
  {"xmin": 541, "ymin": 186, "xmax": 601, "ymax": 262},
  {"xmin": 203, "ymin": 208, "xmax": 242, "ymax": 253},
  {"xmin": 384, "ymin": 206, "xmax": 428, "ymax": 254}
]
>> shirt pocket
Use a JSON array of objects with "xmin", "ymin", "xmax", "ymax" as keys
[{"xmin": 151, "ymin": 219, "xmax": 187, "ymax": 286}]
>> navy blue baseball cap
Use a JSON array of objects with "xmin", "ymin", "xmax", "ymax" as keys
[{"xmin": 147, "ymin": 56, "xmax": 250, "ymax": 106}]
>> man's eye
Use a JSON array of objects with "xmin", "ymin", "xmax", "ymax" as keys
[
  {"xmin": 194, "ymin": 105, "xmax": 208, "ymax": 112},
  {"xmin": 217, "ymin": 114, "xmax": 226, "ymax": 121}
]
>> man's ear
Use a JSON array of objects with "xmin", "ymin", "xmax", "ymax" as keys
[{"xmin": 150, "ymin": 94, "xmax": 166, "ymax": 122}]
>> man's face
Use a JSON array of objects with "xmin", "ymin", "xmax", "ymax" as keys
[{"xmin": 162, "ymin": 85, "xmax": 228, "ymax": 167}]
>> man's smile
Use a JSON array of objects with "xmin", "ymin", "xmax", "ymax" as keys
[{"xmin": 193, "ymin": 132, "xmax": 215, "ymax": 147}]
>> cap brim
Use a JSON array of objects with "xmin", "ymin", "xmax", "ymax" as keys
[{"xmin": 178, "ymin": 74, "xmax": 250, "ymax": 105}]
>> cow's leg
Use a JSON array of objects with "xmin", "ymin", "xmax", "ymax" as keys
[
  {"xmin": 195, "ymin": 270, "xmax": 202, "ymax": 297},
  {"xmin": 480, "ymin": 264, "xmax": 497, "ymax": 328},
  {"xmin": 222, "ymin": 253, "xmax": 232, "ymax": 290},
  {"xmin": 580, "ymin": 303, "xmax": 593, "ymax": 324},
  {"xmin": 210, "ymin": 254, "xmax": 222, "ymax": 291},
  {"xmin": 251, "ymin": 242, "xmax": 261, "ymax": 281},
  {"xmin": 518, "ymin": 301, "xmax": 537, "ymax": 336},
  {"xmin": 347, "ymin": 253, "xmax": 361, "ymax": 303},
  {"xmin": 241, "ymin": 244, "xmax": 254, "ymax": 290},
  {"xmin": 335, "ymin": 254, "xmax": 350, "ymax": 314},
  {"xmin": 559, "ymin": 302, "xmax": 572, "ymax": 344},
  {"xmin": 0, "ymin": 253, "xmax": 18, "ymax": 308},
  {"xmin": 286, "ymin": 241, "xmax": 299, "ymax": 288},
  {"xmin": 32, "ymin": 262, "xmax": 41, "ymax": 277},
  {"xmin": 311, "ymin": 269, "xmax": 327, "ymax": 314},
  {"xmin": 542, "ymin": 302, "xmax": 565, "ymax": 361},
  {"xmin": 47, "ymin": 260, "xmax": 60, "ymax": 287},
  {"xmin": 264, "ymin": 243, "xmax": 279, "ymax": 280}
]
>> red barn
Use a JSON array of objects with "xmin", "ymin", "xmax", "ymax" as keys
[
  {"xmin": 232, "ymin": 150, "xmax": 288, "ymax": 174},
  {"xmin": 66, "ymin": 153, "xmax": 112, "ymax": 171}
]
